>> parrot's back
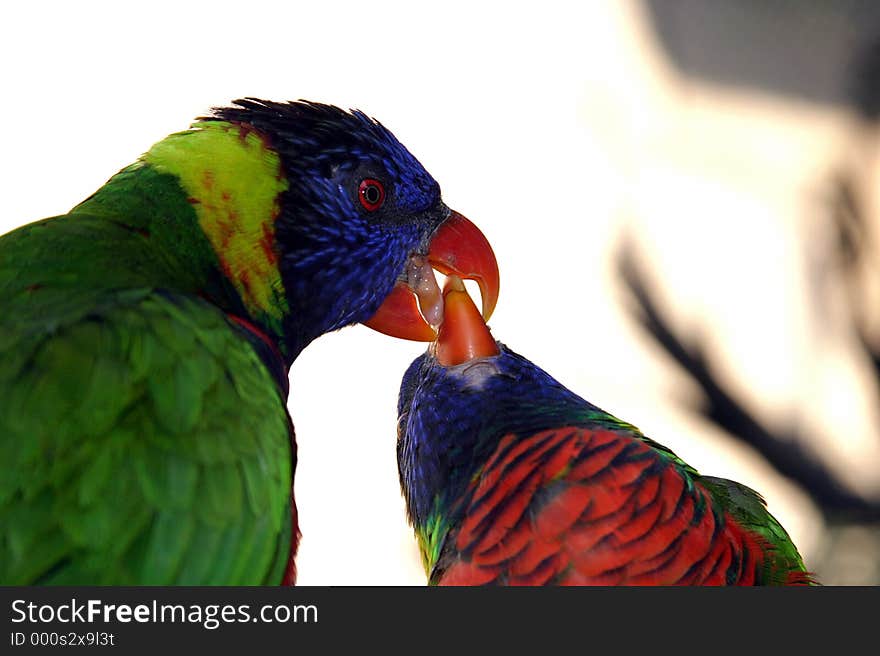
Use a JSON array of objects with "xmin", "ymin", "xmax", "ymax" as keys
[
  {"xmin": 0, "ymin": 180, "xmax": 294, "ymax": 584},
  {"xmin": 430, "ymin": 425, "xmax": 810, "ymax": 586}
]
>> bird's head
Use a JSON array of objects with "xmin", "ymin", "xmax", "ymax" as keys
[
  {"xmin": 396, "ymin": 277, "xmax": 590, "ymax": 525},
  {"xmin": 208, "ymin": 99, "xmax": 499, "ymax": 360}
]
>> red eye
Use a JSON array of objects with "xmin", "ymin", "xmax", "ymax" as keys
[{"xmin": 359, "ymin": 178, "xmax": 385, "ymax": 212}]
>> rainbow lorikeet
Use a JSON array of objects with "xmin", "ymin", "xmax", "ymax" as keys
[
  {"xmin": 0, "ymin": 99, "xmax": 499, "ymax": 585},
  {"xmin": 397, "ymin": 277, "xmax": 812, "ymax": 585}
]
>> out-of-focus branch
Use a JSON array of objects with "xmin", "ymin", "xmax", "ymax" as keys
[
  {"xmin": 840, "ymin": 33, "xmax": 880, "ymax": 384},
  {"xmin": 616, "ymin": 240, "xmax": 880, "ymax": 522},
  {"xmin": 828, "ymin": 171, "xmax": 880, "ymax": 385}
]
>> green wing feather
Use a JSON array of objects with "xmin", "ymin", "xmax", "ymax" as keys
[
  {"xmin": 0, "ymin": 286, "xmax": 292, "ymax": 584},
  {"xmin": 0, "ymin": 131, "xmax": 296, "ymax": 585},
  {"xmin": 630, "ymin": 427, "xmax": 810, "ymax": 583},
  {"xmin": 575, "ymin": 406, "xmax": 811, "ymax": 583},
  {"xmin": 699, "ymin": 476, "xmax": 810, "ymax": 583}
]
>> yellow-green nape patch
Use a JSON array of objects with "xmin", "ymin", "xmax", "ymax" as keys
[
  {"xmin": 417, "ymin": 506, "xmax": 449, "ymax": 577},
  {"xmin": 143, "ymin": 121, "xmax": 289, "ymax": 332}
]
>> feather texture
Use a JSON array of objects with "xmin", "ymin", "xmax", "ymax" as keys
[
  {"xmin": 1, "ymin": 99, "xmax": 461, "ymax": 584},
  {"xmin": 0, "ymin": 290, "xmax": 292, "ymax": 584},
  {"xmin": 397, "ymin": 345, "xmax": 813, "ymax": 586}
]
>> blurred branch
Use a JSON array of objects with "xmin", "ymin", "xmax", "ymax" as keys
[
  {"xmin": 839, "ymin": 33, "xmax": 880, "ymax": 382},
  {"xmin": 829, "ymin": 170, "xmax": 880, "ymax": 384},
  {"xmin": 616, "ymin": 240, "xmax": 880, "ymax": 522}
]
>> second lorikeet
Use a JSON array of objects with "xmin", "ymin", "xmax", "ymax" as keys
[
  {"xmin": 397, "ymin": 277, "xmax": 812, "ymax": 585},
  {"xmin": 0, "ymin": 99, "xmax": 499, "ymax": 585}
]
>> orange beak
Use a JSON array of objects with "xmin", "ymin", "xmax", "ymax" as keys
[
  {"xmin": 435, "ymin": 275, "xmax": 500, "ymax": 366},
  {"xmin": 363, "ymin": 211, "xmax": 500, "ymax": 341}
]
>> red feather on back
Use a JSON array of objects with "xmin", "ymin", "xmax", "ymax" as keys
[{"xmin": 435, "ymin": 427, "xmax": 794, "ymax": 586}]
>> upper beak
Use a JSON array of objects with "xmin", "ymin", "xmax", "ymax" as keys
[{"xmin": 363, "ymin": 210, "xmax": 500, "ymax": 341}]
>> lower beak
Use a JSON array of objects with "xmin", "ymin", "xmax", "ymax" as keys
[{"xmin": 363, "ymin": 210, "xmax": 500, "ymax": 341}]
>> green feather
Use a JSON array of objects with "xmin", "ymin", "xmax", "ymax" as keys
[
  {"xmin": 0, "ymin": 122, "xmax": 297, "ymax": 584},
  {"xmin": 0, "ymin": 289, "xmax": 291, "ymax": 585}
]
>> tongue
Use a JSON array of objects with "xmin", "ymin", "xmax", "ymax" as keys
[
  {"xmin": 405, "ymin": 255, "xmax": 444, "ymax": 330},
  {"xmin": 435, "ymin": 275, "xmax": 500, "ymax": 366}
]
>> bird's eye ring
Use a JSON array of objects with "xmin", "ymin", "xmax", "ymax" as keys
[{"xmin": 359, "ymin": 178, "xmax": 385, "ymax": 212}]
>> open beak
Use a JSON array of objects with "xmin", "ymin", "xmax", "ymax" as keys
[{"xmin": 363, "ymin": 211, "xmax": 500, "ymax": 341}]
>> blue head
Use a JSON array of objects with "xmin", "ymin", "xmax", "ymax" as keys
[
  {"xmin": 211, "ymin": 99, "xmax": 452, "ymax": 359},
  {"xmin": 397, "ymin": 342, "xmax": 610, "ymax": 530}
]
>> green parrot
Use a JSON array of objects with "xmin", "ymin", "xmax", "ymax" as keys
[{"xmin": 0, "ymin": 98, "xmax": 499, "ymax": 584}]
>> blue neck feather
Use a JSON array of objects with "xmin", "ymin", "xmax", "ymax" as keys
[{"xmin": 397, "ymin": 344, "xmax": 628, "ymax": 531}]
